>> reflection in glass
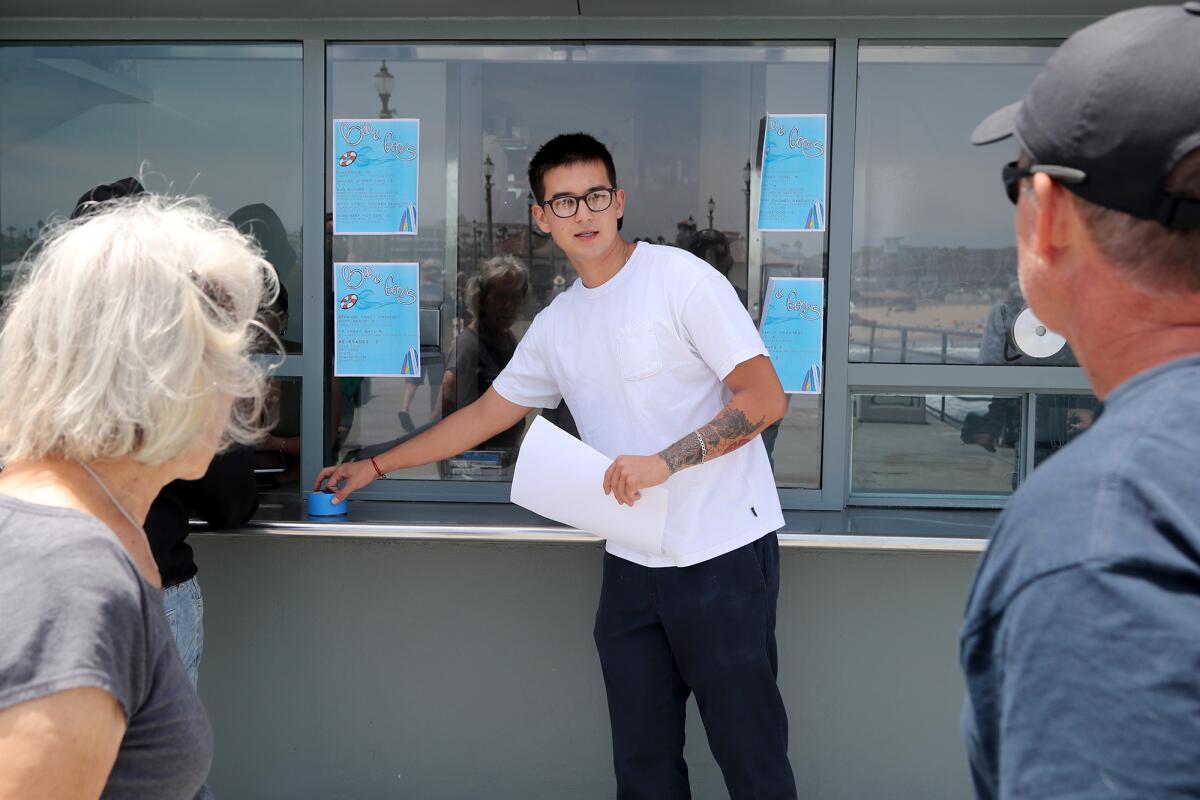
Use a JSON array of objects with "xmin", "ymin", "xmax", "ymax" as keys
[
  {"xmin": 0, "ymin": 44, "xmax": 304, "ymax": 349},
  {"xmin": 1032, "ymin": 393, "xmax": 1098, "ymax": 469},
  {"xmin": 257, "ymin": 377, "xmax": 302, "ymax": 494},
  {"xmin": 852, "ymin": 393, "xmax": 1021, "ymax": 496},
  {"xmin": 976, "ymin": 281, "xmax": 1076, "ymax": 365},
  {"xmin": 764, "ymin": 395, "xmax": 822, "ymax": 488},
  {"xmin": 328, "ymin": 43, "xmax": 830, "ymax": 486},
  {"xmin": 439, "ymin": 254, "xmax": 530, "ymax": 478},
  {"xmin": 231, "ymin": 203, "xmax": 301, "ymax": 352},
  {"xmin": 849, "ymin": 44, "xmax": 1073, "ymax": 366}
]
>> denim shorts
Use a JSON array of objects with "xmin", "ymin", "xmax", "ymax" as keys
[{"xmin": 162, "ymin": 575, "xmax": 204, "ymax": 688}]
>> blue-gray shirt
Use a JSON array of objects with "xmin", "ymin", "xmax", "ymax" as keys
[
  {"xmin": 961, "ymin": 355, "xmax": 1200, "ymax": 799},
  {"xmin": 0, "ymin": 494, "xmax": 213, "ymax": 799}
]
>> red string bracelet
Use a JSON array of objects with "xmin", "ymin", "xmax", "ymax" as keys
[{"xmin": 369, "ymin": 456, "xmax": 385, "ymax": 478}]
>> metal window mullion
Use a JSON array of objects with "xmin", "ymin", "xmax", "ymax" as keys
[
  {"xmin": 746, "ymin": 64, "xmax": 765, "ymax": 322},
  {"xmin": 816, "ymin": 35, "xmax": 859, "ymax": 510},
  {"xmin": 777, "ymin": 486, "xmax": 841, "ymax": 510},
  {"xmin": 444, "ymin": 63, "xmax": 461, "ymax": 365},
  {"xmin": 848, "ymin": 493, "xmax": 1009, "ymax": 509},
  {"xmin": 0, "ymin": 18, "xmax": 1103, "ymax": 42},
  {"xmin": 1020, "ymin": 391, "xmax": 1038, "ymax": 484},
  {"xmin": 299, "ymin": 38, "xmax": 326, "ymax": 492},
  {"xmin": 848, "ymin": 363, "xmax": 1090, "ymax": 392}
]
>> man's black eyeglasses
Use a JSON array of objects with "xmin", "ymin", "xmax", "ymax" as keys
[
  {"xmin": 1002, "ymin": 161, "xmax": 1087, "ymax": 204},
  {"xmin": 542, "ymin": 188, "xmax": 617, "ymax": 218}
]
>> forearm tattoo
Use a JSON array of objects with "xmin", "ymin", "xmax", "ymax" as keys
[{"xmin": 657, "ymin": 406, "xmax": 766, "ymax": 475}]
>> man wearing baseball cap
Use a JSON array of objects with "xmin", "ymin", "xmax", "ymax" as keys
[{"xmin": 960, "ymin": 4, "xmax": 1200, "ymax": 798}]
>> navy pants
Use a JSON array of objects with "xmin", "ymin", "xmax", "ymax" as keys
[{"xmin": 593, "ymin": 532, "xmax": 797, "ymax": 800}]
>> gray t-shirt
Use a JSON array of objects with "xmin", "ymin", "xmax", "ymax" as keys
[{"xmin": 0, "ymin": 494, "xmax": 213, "ymax": 799}]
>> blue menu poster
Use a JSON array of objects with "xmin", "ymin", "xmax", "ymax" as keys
[
  {"xmin": 332, "ymin": 119, "xmax": 420, "ymax": 235},
  {"xmin": 333, "ymin": 262, "xmax": 421, "ymax": 377},
  {"xmin": 758, "ymin": 277, "xmax": 825, "ymax": 394},
  {"xmin": 758, "ymin": 114, "xmax": 828, "ymax": 232}
]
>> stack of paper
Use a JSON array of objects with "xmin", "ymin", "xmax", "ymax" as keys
[{"xmin": 511, "ymin": 417, "xmax": 668, "ymax": 556}]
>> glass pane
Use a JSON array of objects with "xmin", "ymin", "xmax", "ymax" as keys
[
  {"xmin": 0, "ymin": 44, "xmax": 304, "ymax": 352},
  {"xmin": 327, "ymin": 43, "xmax": 831, "ymax": 486},
  {"xmin": 849, "ymin": 43, "xmax": 1076, "ymax": 367},
  {"xmin": 258, "ymin": 376, "xmax": 302, "ymax": 495},
  {"xmin": 1032, "ymin": 393, "xmax": 1099, "ymax": 469},
  {"xmin": 767, "ymin": 395, "xmax": 822, "ymax": 488},
  {"xmin": 852, "ymin": 393, "xmax": 1021, "ymax": 496}
]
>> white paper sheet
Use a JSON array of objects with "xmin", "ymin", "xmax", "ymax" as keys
[{"xmin": 510, "ymin": 416, "xmax": 668, "ymax": 556}]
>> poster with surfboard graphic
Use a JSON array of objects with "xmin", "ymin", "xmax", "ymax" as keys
[
  {"xmin": 758, "ymin": 113, "xmax": 827, "ymax": 233},
  {"xmin": 332, "ymin": 118, "xmax": 419, "ymax": 235},
  {"xmin": 333, "ymin": 261, "xmax": 420, "ymax": 377},
  {"xmin": 758, "ymin": 277, "xmax": 825, "ymax": 394}
]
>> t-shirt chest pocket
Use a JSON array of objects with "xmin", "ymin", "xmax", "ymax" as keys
[{"xmin": 616, "ymin": 320, "xmax": 663, "ymax": 380}]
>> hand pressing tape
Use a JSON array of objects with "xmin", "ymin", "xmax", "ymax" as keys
[{"xmin": 307, "ymin": 490, "xmax": 347, "ymax": 517}]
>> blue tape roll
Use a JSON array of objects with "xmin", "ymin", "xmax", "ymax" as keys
[{"xmin": 307, "ymin": 491, "xmax": 347, "ymax": 516}]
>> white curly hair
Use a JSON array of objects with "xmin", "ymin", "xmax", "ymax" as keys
[{"xmin": 0, "ymin": 194, "xmax": 279, "ymax": 466}]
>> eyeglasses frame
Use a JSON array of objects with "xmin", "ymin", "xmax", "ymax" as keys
[{"xmin": 540, "ymin": 187, "xmax": 619, "ymax": 219}]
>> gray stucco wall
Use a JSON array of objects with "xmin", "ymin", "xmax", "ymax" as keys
[{"xmin": 192, "ymin": 535, "xmax": 978, "ymax": 799}]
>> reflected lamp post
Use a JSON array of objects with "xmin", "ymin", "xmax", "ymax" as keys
[
  {"xmin": 527, "ymin": 191, "xmax": 535, "ymax": 267},
  {"xmin": 373, "ymin": 60, "xmax": 395, "ymax": 119},
  {"xmin": 483, "ymin": 155, "xmax": 495, "ymax": 257},
  {"xmin": 707, "ymin": 196, "xmax": 715, "ymax": 230},
  {"xmin": 743, "ymin": 160, "xmax": 752, "ymax": 262}
]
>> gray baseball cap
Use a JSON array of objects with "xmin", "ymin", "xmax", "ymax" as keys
[{"xmin": 972, "ymin": 2, "xmax": 1200, "ymax": 230}]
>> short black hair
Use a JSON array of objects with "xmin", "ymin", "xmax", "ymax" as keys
[{"xmin": 527, "ymin": 133, "xmax": 617, "ymax": 204}]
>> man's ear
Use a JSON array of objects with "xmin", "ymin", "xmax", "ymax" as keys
[
  {"xmin": 1030, "ymin": 173, "xmax": 1076, "ymax": 269},
  {"xmin": 531, "ymin": 202, "xmax": 552, "ymax": 234}
]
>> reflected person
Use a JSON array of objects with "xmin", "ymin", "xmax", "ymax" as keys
[
  {"xmin": 440, "ymin": 254, "xmax": 530, "ymax": 453},
  {"xmin": 230, "ymin": 202, "xmax": 299, "ymax": 350},
  {"xmin": 976, "ymin": 280, "xmax": 1075, "ymax": 367},
  {"xmin": 232, "ymin": 205, "xmax": 308, "ymax": 480},
  {"xmin": 399, "ymin": 259, "xmax": 449, "ymax": 433},
  {"xmin": 965, "ymin": 281, "xmax": 1085, "ymax": 467}
]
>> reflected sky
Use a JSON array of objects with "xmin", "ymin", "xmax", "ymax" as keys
[
  {"xmin": 328, "ymin": 44, "xmax": 830, "ymax": 248},
  {"xmin": 847, "ymin": 44, "xmax": 1069, "ymax": 366},
  {"xmin": 0, "ymin": 45, "xmax": 302, "ymax": 231},
  {"xmin": 854, "ymin": 44, "xmax": 1054, "ymax": 249}
]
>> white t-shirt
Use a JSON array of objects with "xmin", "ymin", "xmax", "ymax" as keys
[{"xmin": 493, "ymin": 242, "xmax": 785, "ymax": 567}]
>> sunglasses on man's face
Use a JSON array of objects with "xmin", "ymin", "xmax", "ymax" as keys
[{"xmin": 1001, "ymin": 161, "xmax": 1088, "ymax": 204}]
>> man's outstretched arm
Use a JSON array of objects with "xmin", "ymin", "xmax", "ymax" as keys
[
  {"xmin": 603, "ymin": 354, "xmax": 786, "ymax": 506},
  {"xmin": 314, "ymin": 387, "xmax": 531, "ymax": 503}
]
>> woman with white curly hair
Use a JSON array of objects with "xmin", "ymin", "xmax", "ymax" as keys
[{"xmin": 0, "ymin": 195, "xmax": 276, "ymax": 799}]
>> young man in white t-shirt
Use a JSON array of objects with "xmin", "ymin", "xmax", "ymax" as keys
[{"xmin": 317, "ymin": 133, "xmax": 797, "ymax": 798}]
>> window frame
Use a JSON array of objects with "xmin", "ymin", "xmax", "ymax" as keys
[{"xmin": 1, "ymin": 15, "xmax": 1103, "ymax": 514}]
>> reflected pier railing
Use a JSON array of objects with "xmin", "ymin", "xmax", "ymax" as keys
[{"xmin": 851, "ymin": 321, "xmax": 984, "ymax": 365}]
